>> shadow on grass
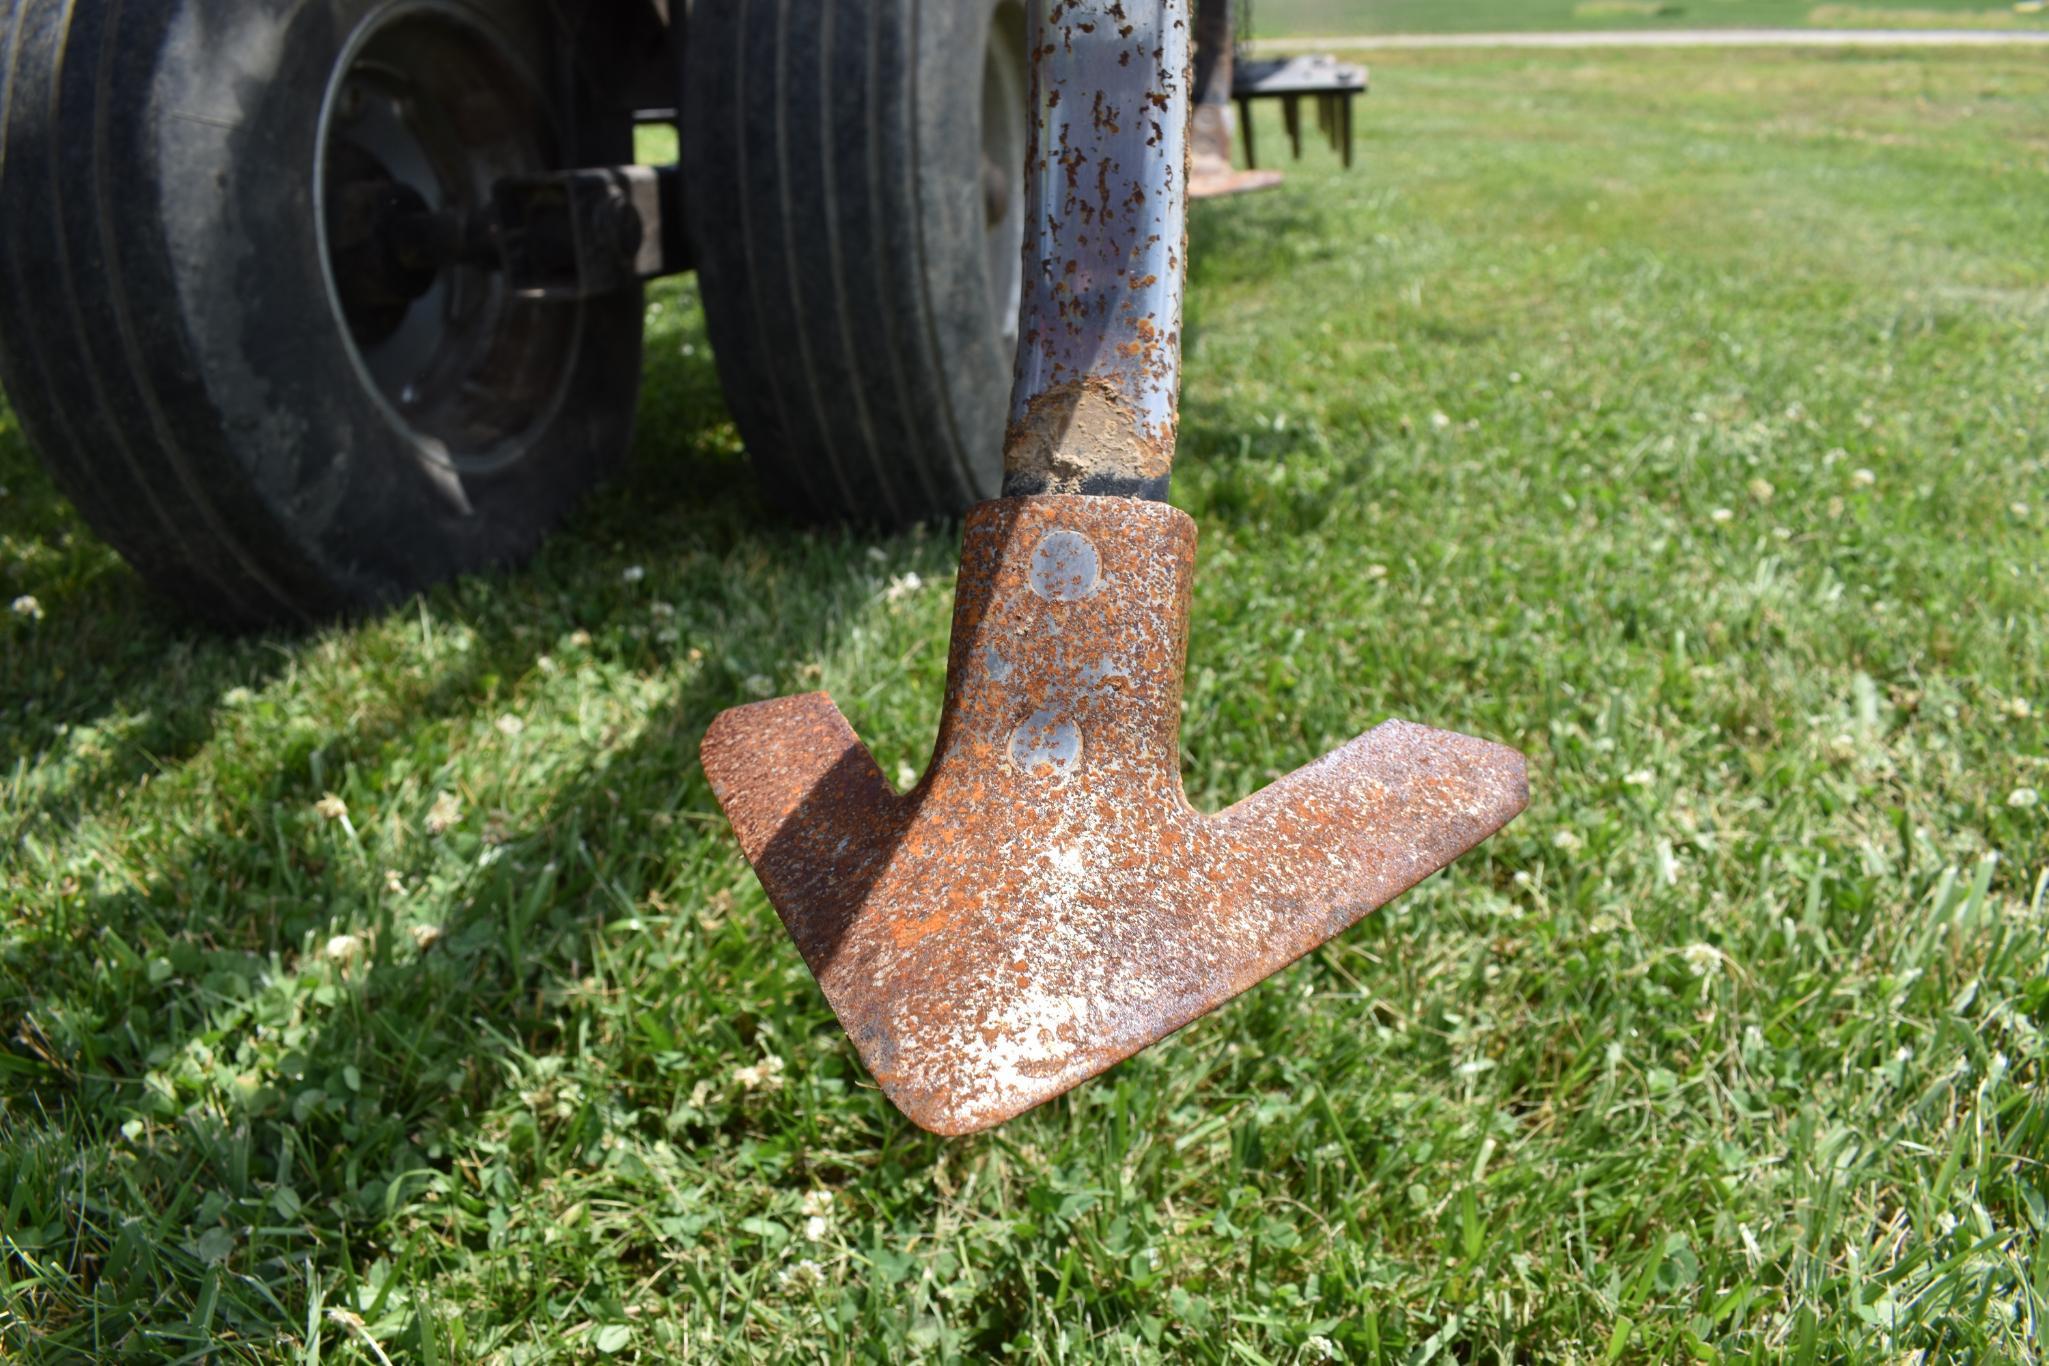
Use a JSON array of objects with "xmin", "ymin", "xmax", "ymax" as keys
[
  {"xmin": 0, "ymin": 308, "xmax": 735, "ymax": 838},
  {"xmin": 0, "ymin": 423, "xmax": 253, "ymax": 792},
  {"xmin": 0, "ymin": 323, "xmax": 957, "ymax": 1355}
]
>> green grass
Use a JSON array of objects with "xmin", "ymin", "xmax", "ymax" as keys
[
  {"xmin": 1250, "ymin": 0, "xmax": 2049, "ymax": 36},
  {"xmin": 4, "ymin": 45, "xmax": 2048, "ymax": 1363}
]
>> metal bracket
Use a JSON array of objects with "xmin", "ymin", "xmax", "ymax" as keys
[{"xmin": 492, "ymin": 163, "xmax": 686, "ymax": 300}]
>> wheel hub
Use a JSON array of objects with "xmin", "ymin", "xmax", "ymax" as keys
[
  {"xmin": 315, "ymin": 1, "xmax": 580, "ymax": 476},
  {"xmin": 325, "ymin": 145, "xmax": 444, "ymax": 345}
]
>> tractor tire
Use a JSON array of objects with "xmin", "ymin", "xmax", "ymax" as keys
[
  {"xmin": 0, "ymin": 0, "xmax": 644, "ymax": 629},
  {"xmin": 683, "ymin": 0, "xmax": 1029, "ymax": 526}
]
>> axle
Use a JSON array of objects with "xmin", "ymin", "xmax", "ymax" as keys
[{"xmin": 326, "ymin": 158, "xmax": 685, "ymax": 318}]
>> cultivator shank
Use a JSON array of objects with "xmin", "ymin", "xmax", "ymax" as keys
[{"xmin": 701, "ymin": 0, "xmax": 1528, "ymax": 1134}]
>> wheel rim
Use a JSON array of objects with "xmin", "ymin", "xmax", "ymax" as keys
[
  {"xmin": 982, "ymin": 3, "xmax": 1029, "ymax": 359},
  {"xmin": 316, "ymin": 1, "xmax": 581, "ymax": 479}
]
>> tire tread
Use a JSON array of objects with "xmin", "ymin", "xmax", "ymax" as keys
[{"xmin": 685, "ymin": 0, "xmax": 1009, "ymax": 526}]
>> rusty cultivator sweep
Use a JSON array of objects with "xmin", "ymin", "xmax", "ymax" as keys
[{"xmin": 701, "ymin": 0, "xmax": 1529, "ymax": 1136}]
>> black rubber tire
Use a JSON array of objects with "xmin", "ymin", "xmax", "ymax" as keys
[
  {"xmin": 683, "ymin": 0, "xmax": 1027, "ymax": 525},
  {"xmin": 0, "ymin": 0, "xmax": 644, "ymax": 629}
]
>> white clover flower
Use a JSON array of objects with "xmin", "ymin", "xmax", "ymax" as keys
[
  {"xmin": 325, "ymin": 934, "xmax": 362, "ymax": 963},
  {"xmin": 1709, "ymin": 507, "xmax": 1734, "ymax": 525},
  {"xmin": 426, "ymin": 791, "xmax": 463, "ymax": 835},
  {"xmin": 495, "ymin": 714, "xmax": 526, "ymax": 737},
  {"xmin": 777, "ymin": 1259, "xmax": 823, "ymax": 1289},
  {"xmin": 804, "ymin": 1216, "xmax": 829, "ymax": 1241},
  {"xmin": 1364, "ymin": 563, "xmax": 1389, "ymax": 581},
  {"xmin": 744, "ymin": 674, "xmax": 776, "ymax": 699},
  {"xmin": 411, "ymin": 924, "xmax": 445, "ymax": 952},
  {"xmin": 1851, "ymin": 468, "xmax": 1877, "ymax": 488},
  {"xmin": 621, "ymin": 565, "xmax": 646, "ymax": 584},
  {"xmin": 11, "ymin": 595, "xmax": 44, "ymax": 622},
  {"xmin": 884, "ymin": 572, "xmax": 925, "ymax": 603},
  {"xmin": 222, "ymin": 686, "xmax": 256, "ymax": 707},
  {"xmin": 1551, "ymin": 829, "xmax": 1582, "ymax": 852},
  {"xmin": 1624, "ymin": 769, "xmax": 1655, "ymax": 787},
  {"xmin": 1748, "ymin": 478, "xmax": 1775, "ymax": 505},
  {"xmin": 1429, "ymin": 410, "xmax": 1452, "ymax": 432},
  {"xmin": 733, "ymin": 1054, "xmax": 786, "ymax": 1092},
  {"xmin": 2009, "ymin": 788, "xmax": 2040, "ymax": 810},
  {"xmin": 314, "ymin": 794, "xmax": 350, "ymax": 822}
]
